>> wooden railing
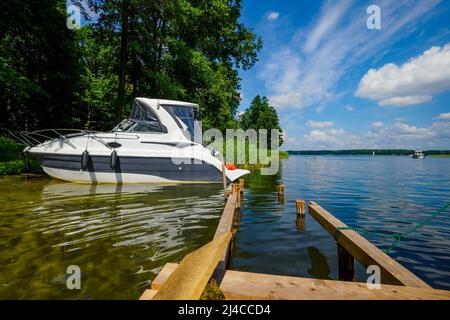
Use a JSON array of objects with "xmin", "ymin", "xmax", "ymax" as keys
[{"xmin": 308, "ymin": 201, "xmax": 430, "ymax": 288}]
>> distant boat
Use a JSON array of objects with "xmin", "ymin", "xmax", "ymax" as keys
[
  {"xmin": 411, "ymin": 151, "xmax": 425, "ymax": 159},
  {"xmin": 372, "ymin": 151, "xmax": 375, "ymax": 156}
]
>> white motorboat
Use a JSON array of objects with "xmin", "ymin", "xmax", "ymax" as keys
[
  {"xmin": 411, "ymin": 151, "xmax": 425, "ymax": 159},
  {"xmin": 16, "ymin": 98, "xmax": 249, "ymax": 184}
]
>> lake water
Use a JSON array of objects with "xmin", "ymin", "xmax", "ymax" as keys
[
  {"xmin": 232, "ymin": 155, "xmax": 450, "ymax": 290},
  {"xmin": 0, "ymin": 179, "xmax": 224, "ymax": 299},
  {"xmin": 0, "ymin": 155, "xmax": 449, "ymax": 299}
]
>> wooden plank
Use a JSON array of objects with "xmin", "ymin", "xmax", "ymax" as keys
[
  {"xmin": 151, "ymin": 263, "xmax": 179, "ymax": 290},
  {"xmin": 139, "ymin": 289, "xmax": 158, "ymax": 300},
  {"xmin": 308, "ymin": 201, "xmax": 430, "ymax": 288},
  {"xmin": 214, "ymin": 193, "xmax": 237, "ymax": 239},
  {"xmin": 219, "ymin": 270, "xmax": 450, "ymax": 300},
  {"xmin": 152, "ymin": 232, "xmax": 232, "ymax": 300},
  {"xmin": 213, "ymin": 193, "xmax": 237, "ymax": 281},
  {"xmin": 222, "ymin": 162, "xmax": 227, "ymax": 200}
]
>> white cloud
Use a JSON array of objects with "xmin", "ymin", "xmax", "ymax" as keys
[
  {"xmin": 372, "ymin": 121, "xmax": 384, "ymax": 128},
  {"xmin": 303, "ymin": 0, "xmax": 353, "ymax": 53},
  {"xmin": 267, "ymin": 12, "xmax": 280, "ymax": 21},
  {"xmin": 392, "ymin": 122, "xmax": 432, "ymax": 136},
  {"xmin": 307, "ymin": 120, "xmax": 334, "ymax": 128},
  {"xmin": 260, "ymin": 0, "xmax": 441, "ymax": 110},
  {"xmin": 292, "ymin": 120, "xmax": 449, "ymax": 150},
  {"xmin": 304, "ymin": 128, "xmax": 349, "ymax": 146},
  {"xmin": 356, "ymin": 44, "xmax": 450, "ymax": 106},
  {"xmin": 435, "ymin": 112, "xmax": 450, "ymax": 120},
  {"xmin": 378, "ymin": 95, "xmax": 433, "ymax": 107},
  {"xmin": 261, "ymin": 48, "xmax": 302, "ymax": 108},
  {"xmin": 270, "ymin": 92, "xmax": 302, "ymax": 109},
  {"xmin": 346, "ymin": 105, "xmax": 354, "ymax": 112}
]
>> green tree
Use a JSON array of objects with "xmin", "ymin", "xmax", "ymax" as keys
[
  {"xmin": 75, "ymin": 26, "xmax": 118, "ymax": 130},
  {"xmin": 0, "ymin": 0, "xmax": 81, "ymax": 130},
  {"xmin": 240, "ymin": 95, "xmax": 284, "ymax": 147},
  {"xmin": 89, "ymin": 0, "xmax": 262, "ymax": 131}
]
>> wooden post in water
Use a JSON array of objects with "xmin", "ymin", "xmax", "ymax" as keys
[
  {"xmin": 277, "ymin": 184, "xmax": 285, "ymax": 203},
  {"xmin": 239, "ymin": 179, "xmax": 244, "ymax": 195},
  {"xmin": 296, "ymin": 200, "xmax": 306, "ymax": 230},
  {"xmin": 222, "ymin": 162, "xmax": 227, "ymax": 200},
  {"xmin": 232, "ymin": 183, "xmax": 241, "ymax": 209},
  {"xmin": 295, "ymin": 200, "xmax": 306, "ymax": 231},
  {"xmin": 338, "ymin": 243, "xmax": 355, "ymax": 281},
  {"xmin": 296, "ymin": 200, "xmax": 306, "ymax": 215}
]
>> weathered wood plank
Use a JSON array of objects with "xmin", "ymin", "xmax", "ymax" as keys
[
  {"xmin": 139, "ymin": 289, "xmax": 158, "ymax": 300},
  {"xmin": 144, "ymin": 267, "xmax": 450, "ymax": 300},
  {"xmin": 152, "ymin": 232, "xmax": 232, "ymax": 300},
  {"xmin": 151, "ymin": 263, "xmax": 179, "ymax": 291},
  {"xmin": 214, "ymin": 193, "xmax": 237, "ymax": 239},
  {"xmin": 308, "ymin": 201, "xmax": 430, "ymax": 288},
  {"xmin": 219, "ymin": 270, "xmax": 450, "ymax": 300},
  {"xmin": 213, "ymin": 192, "xmax": 238, "ymax": 280}
]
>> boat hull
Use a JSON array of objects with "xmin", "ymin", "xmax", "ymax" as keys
[
  {"xmin": 33, "ymin": 152, "xmax": 246, "ymax": 184},
  {"xmin": 41, "ymin": 166, "xmax": 223, "ymax": 184}
]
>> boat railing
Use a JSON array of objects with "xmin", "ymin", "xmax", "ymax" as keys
[{"xmin": 4, "ymin": 128, "xmax": 140, "ymax": 150}]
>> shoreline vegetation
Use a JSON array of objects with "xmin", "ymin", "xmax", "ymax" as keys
[{"xmin": 288, "ymin": 150, "xmax": 450, "ymax": 156}]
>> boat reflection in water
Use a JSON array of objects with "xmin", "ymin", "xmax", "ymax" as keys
[{"xmin": 0, "ymin": 176, "xmax": 224, "ymax": 299}]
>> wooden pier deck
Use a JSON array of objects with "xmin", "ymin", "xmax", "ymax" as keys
[{"xmin": 140, "ymin": 182, "xmax": 450, "ymax": 300}]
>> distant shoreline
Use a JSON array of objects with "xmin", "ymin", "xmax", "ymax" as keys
[{"xmin": 287, "ymin": 150, "xmax": 450, "ymax": 156}]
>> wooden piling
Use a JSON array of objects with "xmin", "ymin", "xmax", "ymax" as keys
[
  {"xmin": 239, "ymin": 179, "xmax": 244, "ymax": 191},
  {"xmin": 222, "ymin": 162, "xmax": 227, "ymax": 200},
  {"xmin": 337, "ymin": 244, "xmax": 354, "ymax": 281},
  {"xmin": 232, "ymin": 183, "xmax": 241, "ymax": 209},
  {"xmin": 277, "ymin": 184, "xmax": 284, "ymax": 203},
  {"xmin": 296, "ymin": 200, "xmax": 306, "ymax": 215}
]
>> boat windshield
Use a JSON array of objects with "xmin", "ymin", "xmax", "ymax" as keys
[
  {"xmin": 111, "ymin": 100, "xmax": 166, "ymax": 133},
  {"xmin": 162, "ymin": 105, "xmax": 202, "ymax": 143}
]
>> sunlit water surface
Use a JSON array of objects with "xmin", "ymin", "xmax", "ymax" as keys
[
  {"xmin": 231, "ymin": 156, "xmax": 450, "ymax": 290},
  {"xmin": 0, "ymin": 178, "xmax": 224, "ymax": 299},
  {"xmin": 1, "ymin": 155, "xmax": 449, "ymax": 299}
]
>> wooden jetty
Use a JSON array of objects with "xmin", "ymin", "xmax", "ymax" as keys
[{"xmin": 140, "ymin": 183, "xmax": 450, "ymax": 300}]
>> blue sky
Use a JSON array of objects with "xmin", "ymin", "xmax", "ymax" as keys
[{"xmin": 238, "ymin": 0, "xmax": 450, "ymax": 150}]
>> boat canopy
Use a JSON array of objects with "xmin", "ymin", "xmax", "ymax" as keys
[
  {"xmin": 112, "ymin": 99, "xmax": 202, "ymax": 143},
  {"xmin": 112, "ymin": 100, "xmax": 167, "ymax": 133},
  {"xmin": 161, "ymin": 104, "xmax": 202, "ymax": 143}
]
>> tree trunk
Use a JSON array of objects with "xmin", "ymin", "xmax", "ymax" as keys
[{"xmin": 116, "ymin": 0, "xmax": 130, "ymax": 123}]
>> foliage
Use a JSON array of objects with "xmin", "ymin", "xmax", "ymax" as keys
[
  {"xmin": 75, "ymin": 26, "xmax": 119, "ymax": 130},
  {"xmin": 0, "ymin": 136, "xmax": 24, "ymax": 162},
  {"xmin": 200, "ymin": 280, "xmax": 225, "ymax": 300},
  {"xmin": 239, "ymin": 95, "xmax": 284, "ymax": 146},
  {"xmin": 0, "ymin": 0, "xmax": 81, "ymax": 130},
  {"xmin": 0, "ymin": 136, "xmax": 40, "ymax": 174},
  {"xmin": 207, "ymin": 138, "xmax": 288, "ymax": 166},
  {"xmin": 1, "ymin": 0, "xmax": 262, "ymax": 133},
  {"xmin": 86, "ymin": 0, "xmax": 263, "ymax": 132},
  {"xmin": 279, "ymin": 150, "xmax": 289, "ymax": 158}
]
